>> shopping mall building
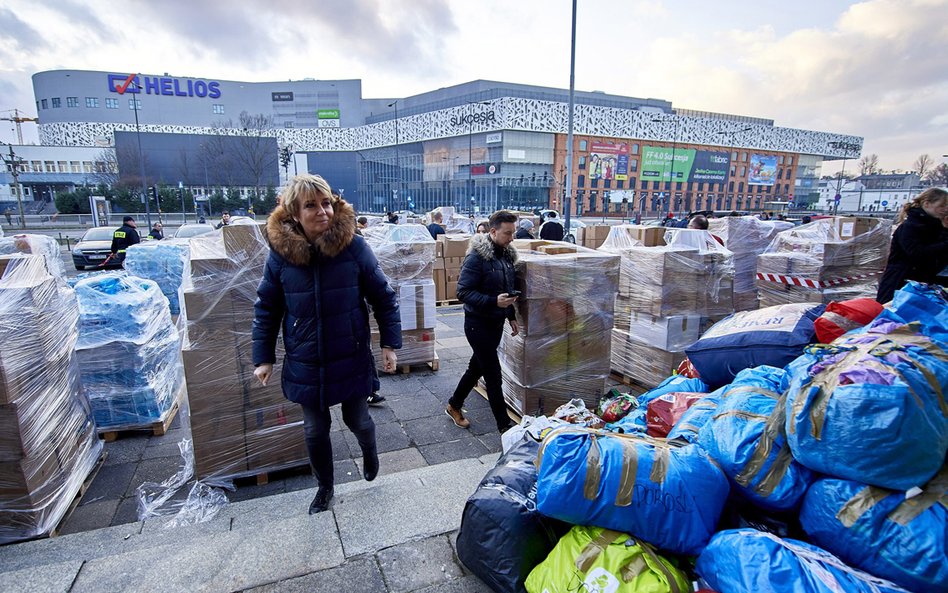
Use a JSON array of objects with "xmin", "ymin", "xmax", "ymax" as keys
[{"xmin": 21, "ymin": 69, "xmax": 862, "ymax": 215}]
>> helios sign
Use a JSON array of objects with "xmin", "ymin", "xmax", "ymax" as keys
[{"xmin": 107, "ymin": 73, "xmax": 222, "ymax": 99}]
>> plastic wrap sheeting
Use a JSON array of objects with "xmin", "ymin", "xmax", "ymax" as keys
[
  {"xmin": 710, "ymin": 216, "xmax": 793, "ymax": 307},
  {"xmin": 0, "ymin": 234, "xmax": 66, "ymax": 278},
  {"xmin": 181, "ymin": 223, "xmax": 308, "ymax": 481},
  {"xmin": 0, "ymin": 255, "xmax": 103, "ymax": 543},
  {"xmin": 364, "ymin": 224, "xmax": 437, "ymax": 367},
  {"xmin": 610, "ymin": 328, "xmax": 686, "ymax": 389},
  {"xmin": 502, "ymin": 243, "xmax": 619, "ymax": 416},
  {"xmin": 124, "ymin": 241, "xmax": 190, "ymax": 315},
  {"xmin": 136, "ymin": 439, "xmax": 229, "ymax": 528},
  {"xmin": 757, "ymin": 217, "xmax": 892, "ymax": 308},
  {"xmin": 73, "ymin": 273, "xmax": 184, "ymax": 430}
]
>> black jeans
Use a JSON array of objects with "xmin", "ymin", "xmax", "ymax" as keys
[
  {"xmin": 300, "ymin": 397, "xmax": 376, "ymax": 488},
  {"xmin": 449, "ymin": 316, "xmax": 510, "ymax": 431}
]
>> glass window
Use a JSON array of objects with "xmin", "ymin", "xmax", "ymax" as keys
[
  {"xmin": 631, "ymin": 144, "xmax": 639, "ymax": 155},
  {"xmin": 66, "ymin": 97, "xmax": 79, "ymax": 108},
  {"xmin": 57, "ymin": 161, "xmax": 68, "ymax": 172},
  {"xmin": 41, "ymin": 99, "xmax": 48, "ymax": 109},
  {"xmin": 777, "ymin": 169, "xmax": 784, "ymax": 179},
  {"xmin": 579, "ymin": 140, "xmax": 587, "ymax": 151},
  {"xmin": 128, "ymin": 98, "xmax": 141, "ymax": 110},
  {"xmin": 730, "ymin": 151, "xmax": 737, "ymax": 161},
  {"xmin": 604, "ymin": 178, "xmax": 612, "ymax": 188},
  {"xmin": 740, "ymin": 152, "xmax": 747, "ymax": 162},
  {"xmin": 778, "ymin": 155, "xmax": 785, "ymax": 165},
  {"xmin": 105, "ymin": 98, "xmax": 119, "ymax": 109},
  {"xmin": 44, "ymin": 160, "xmax": 55, "ymax": 172},
  {"xmin": 738, "ymin": 182, "xmax": 745, "ymax": 192},
  {"xmin": 616, "ymin": 179, "xmax": 624, "ymax": 189},
  {"xmin": 51, "ymin": 97, "xmax": 61, "ymax": 108},
  {"xmin": 740, "ymin": 167, "xmax": 745, "ymax": 177},
  {"xmin": 579, "ymin": 155, "xmax": 586, "ymax": 169},
  {"xmin": 284, "ymin": 121, "xmax": 294, "ymax": 128},
  {"xmin": 786, "ymin": 156, "xmax": 793, "ymax": 166},
  {"xmin": 70, "ymin": 161, "xmax": 81, "ymax": 173},
  {"xmin": 82, "ymin": 161, "xmax": 94, "ymax": 173},
  {"xmin": 591, "ymin": 177, "xmax": 600, "ymax": 188},
  {"xmin": 629, "ymin": 158, "xmax": 638, "ymax": 172},
  {"xmin": 577, "ymin": 174, "xmax": 585, "ymax": 187},
  {"xmin": 212, "ymin": 104, "xmax": 225, "ymax": 115},
  {"xmin": 31, "ymin": 161, "xmax": 41, "ymax": 171},
  {"xmin": 85, "ymin": 97, "xmax": 99, "ymax": 108}
]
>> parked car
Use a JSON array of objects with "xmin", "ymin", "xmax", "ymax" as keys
[
  {"xmin": 72, "ymin": 226, "xmax": 120, "ymax": 270},
  {"xmin": 172, "ymin": 223, "xmax": 215, "ymax": 239}
]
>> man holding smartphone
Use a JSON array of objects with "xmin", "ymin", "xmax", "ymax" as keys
[{"xmin": 446, "ymin": 210, "xmax": 520, "ymax": 433}]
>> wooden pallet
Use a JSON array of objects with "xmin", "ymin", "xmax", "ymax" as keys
[
  {"xmin": 99, "ymin": 397, "xmax": 181, "ymax": 442},
  {"xmin": 389, "ymin": 351, "xmax": 440, "ymax": 375},
  {"xmin": 608, "ymin": 371, "xmax": 652, "ymax": 394},
  {"xmin": 48, "ymin": 451, "xmax": 108, "ymax": 539},
  {"xmin": 473, "ymin": 385, "xmax": 523, "ymax": 425},
  {"xmin": 232, "ymin": 461, "xmax": 312, "ymax": 487},
  {"xmin": 436, "ymin": 299, "xmax": 462, "ymax": 307}
]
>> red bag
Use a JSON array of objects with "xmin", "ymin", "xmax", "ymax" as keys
[
  {"xmin": 646, "ymin": 392, "xmax": 706, "ymax": 437},
  {"xmin": 676, "ymin": 357, "xmax": 701, "ymax": 379},
  {"xmin": 814, "ymin": 297, "xmax": 883, "ymax": 343}
]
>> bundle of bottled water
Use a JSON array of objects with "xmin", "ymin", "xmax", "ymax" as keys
[{"xmin": 124, "ymin": 242, "xmax": 189, "ymax": 315}]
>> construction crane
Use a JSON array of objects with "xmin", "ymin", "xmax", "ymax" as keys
[{"xmin": 1, "ymin": 108, "xmax": 39, "ymax": 144}]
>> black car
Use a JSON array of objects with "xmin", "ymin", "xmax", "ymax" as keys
[{"xmin": 72, "ymin": 226, "xmax": 121, "ymax": 270}]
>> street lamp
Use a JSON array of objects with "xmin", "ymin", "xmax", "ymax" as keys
[
  {"xmin": 717, "ymin": 126, "xmax": 752, "ymax": 211},
  {"xmin": 465, "ymin": 100, "xmax": 492, "ymax": 215},
  {"xmin": 827, "ymin": 141, "xmax": 859, "ymax": 214},
  {"xmin": 1, "ymin": 145, "xmax": 27, "ymax": 228},
  {"xmin": 652, "ymin": 115, "xmax": 681, "ymax": 217},
  {"xmin": 127, "ymin": 75, "xmax": 152, "ymax": 227},
  {"xmin": 387, "ymin": 101, "xmax": 401, "ymax": 201}
]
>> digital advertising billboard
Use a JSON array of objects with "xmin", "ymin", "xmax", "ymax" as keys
[
  {"xmin": 642, "ymin": 146, "xmax": 730, "ymax": 184},
  {"xmin": 589, "ymin": 142, "xmax": 630, "ymax": 181},
  {"xmin": 748, "ymin": 154, "xmax": 778, "ymax": 186}
]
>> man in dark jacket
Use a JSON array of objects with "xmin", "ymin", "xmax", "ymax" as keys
[
  {"xmin": 515, "ymin": 219, "xmax": 535, "ymax": 239},
  {"xmin": 252, "ymin": 174, "xmax": 401, "ymax": 514},
  {"xmin": 447, "ymin": 210, "xmax": 519, "ymax": 433},
  {"xmin": 538, "ymin": 212, "xmax": 564, "ymax": 241},
  {"xmin": 215, "ymin": 211, "xmax": 231, "ymax": 229},
  {"xmin": 147, "ymin": 222, "xmax": 163, "ymax": 240},
  {"xmin": 110, "ymin": 216, "xmax": 140, "ymax": 263},
  {"xmin": 427, "ymin": 211, "xmax": 446, "ymax": 240}
]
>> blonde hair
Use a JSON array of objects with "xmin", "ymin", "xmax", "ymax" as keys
[
  {"xmin": 898, "ymin": 187, "xmax": 948, "ymax": 223},
  {"xmin": 280, "ymin": 174, "xmax": 335, "ymax": 219}
]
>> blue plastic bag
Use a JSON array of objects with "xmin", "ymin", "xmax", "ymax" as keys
[
  {"xmin": 800, "ymin": 470, "xmax": 948, "ymax": 593},
  {"xmin": 697, "ymin": 529, "xmax": 911, "ymax": 593},
  {"xmin": 785, "ymin": 318, "xmax": 948, "ymax": 491},
  {"xmin": 636, "ymin": 375, "xmax": 709, "ymax": 406},
  {"xmin": 878, "ymin": 281, "xmax": 948, "ymax": 346},
  {"xmin": 686, "ymin": 303, "xmax": 825, "ymax": 388},
  {"xmin": 535, "ymin": 427, "xmax": 729, "ymax": 555},
  {"xmin": 666, "ymin": 386, "xmax": 725, "ymax": 443},
  {"xmin": 699, "ymin": 366, "xmax": 813, "ymax": 511}
]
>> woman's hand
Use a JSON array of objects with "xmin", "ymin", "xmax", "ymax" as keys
[
  {"xmin": 254, "ymin": 363, "xmax": 273, "ymax": 386},
  {"xmin": 382, "ymin": 347, "xmax": 398, "ymax": 373}
]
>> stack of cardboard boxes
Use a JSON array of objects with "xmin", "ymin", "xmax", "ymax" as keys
[
  {"xmin": 709, "ymin": 216, "xmax": 794, "ymax": 311},
  {"xmin": 503, "ymin": 240, "xmax": 620, "ymax": 415},
  {"xmin": 756, "ymin": 217, "xmax": 891, "ymax": 308},
  {"xmin": 575, "ymin": 225, "xmax": 613, "ymax": 249},
  {"xmin": 181, "ymin": 225, "xmax": 307, "ymax": 480},
  {"xmin": 433, "ymin": 235, "xmax": 470, "ymax": 302},
  {"xmin": 601, "ymin": 226, "xmax": 735, "ymax": 388},
  {"xmin": 365, "ymin": 225, "xmax": 438, "ymax": 367},
  {"xmin": 0, "ymin": 255, "xmax": 103, "ymax": 543}
]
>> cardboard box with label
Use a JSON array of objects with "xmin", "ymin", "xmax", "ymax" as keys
[{"xmin": 437, "ymin": 235, "xmax": 471, "ymax": 258}]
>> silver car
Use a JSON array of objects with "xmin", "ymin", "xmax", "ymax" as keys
[{"xmin": 72, "ymin": 226, "xmax": 120, "ymax": 270}]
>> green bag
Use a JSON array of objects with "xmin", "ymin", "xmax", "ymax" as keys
[{"xmin": 526, "ymin": 525, "xmax": 690, "ymax": 593}]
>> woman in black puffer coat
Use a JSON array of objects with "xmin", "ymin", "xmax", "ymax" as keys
[
  {"xmin": 877, "ymin": 187, "xmax": 948, "ymax": 303},
  {"xmin": 252, "ymin": 174, "xmax": 401, "ymax": 514}
]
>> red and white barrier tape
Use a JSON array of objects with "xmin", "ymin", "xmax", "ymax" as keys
[{"xmin": 756, "ymin": 271, "xmax": 881, "ymax": 288}]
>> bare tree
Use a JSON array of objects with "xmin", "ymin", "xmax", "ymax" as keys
[
  {"xmin": 173, "ymin": 148, "xmax": 192, "ymax": 185},
  {"xmin": 232, "ymin": 111, "xmax": 278, "ymax": 201},
  {"xmin": 858, "ymin": 154, "xmax": 880, "ymax": 175},
  {"xmin": 913, "ymin": 154, "xmax": 933, "ymax": 179},
  {"xmin": 926, "ymin": 163, "xmax": 948, "ymax": 187},
  {"xmin": 92, "ymin": 148, "xmax": 119, "ymax": 186}
]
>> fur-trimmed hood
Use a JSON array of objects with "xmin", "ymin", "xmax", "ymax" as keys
[
  {"xmin": 265, "ymin": 199, "xmax": 357, "ymax": 265},
  {"xmin": 468, "ymin": 232, "xmax": 518, "ymax": 263}
]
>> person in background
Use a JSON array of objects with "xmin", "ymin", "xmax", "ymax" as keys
[
  {"xmin": 252, "ymin": 174, "xmax": 401, "ymax": 514},
  {"xmin": 427, "ymin": 211, "xmax": 446, "ymax": 240},
  {"xmin": 538, "ymin": 212, "xmax": 565, "ymax": 241},
  {"xmin": 215, "ymin": 211, "xmax": 231, "ymax": 229},
  {"xmin": 515, "ymin": 218, "xmax": 535, "ymax": 239},
  {"xmin": 110, "ymin": 216, "xmax": 140, "ymax": 263},
  {"xmin": 357, "ymin": 216, "xmax": 368, "ymax": 232},
  {"xmin": 476, "ymin": 222, "xmax": 489, "ymax": 234},
  {"xmin": 688, "ymin": 214, "xmax": 724, "ymax": 245},
  {"xmin": 147, "ymin": 222, "xmax": 164, "ymax": 241},
  {"xmin": 801, "ymin": 215, "xmax": 812, "ymax": 224},
  {"xmin": 877, "ymin": 187, "xmax": 948, "ymax": 303},
  {"xmin": 386, "ymin": 211, "xmax": 399, "ymax": 224},
  {"xmin": 447, "ymin": 210, "xmax": 519, "ymax": 433}
]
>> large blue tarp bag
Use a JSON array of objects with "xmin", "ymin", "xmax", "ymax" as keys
[
  {"xmin": 696, "ymin": 529, "xmax": 911, "ymax": 593},
  {"xmin": 666, "ymin": 386, "xmax": 725, "ymax": 444},
  {"xmin": 535, "ymin": 427, "xmax": 729, "ymax": 555},
  {"xmin": 878, "ymin": 281, "xmax": 948, "ymax": 345},
  {"xmin": 784, "ymin": 317, "xmax": 948, "ymax": 491},
  {"xmin": 456, "ymin": 437, "xmax": 568, "ymax": 593},
  {"xmin": 685, "ymin": 303, "xmax": 825, "ymax": 388},
  {"xmin": 698, "ymin": 366, "xmax": 813, "ymax": 511},
  {"xmin": 799, "ymin": 468, "xmax": 948, "ymax": 593}
]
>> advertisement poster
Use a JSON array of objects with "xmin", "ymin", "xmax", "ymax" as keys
[
  {"xmin": 642, "ymin": 146, "xmax": 730, "ymax": 184},
  {"xmin": 748, "ymin": 154, "xmax": 778, "ymax": 185},
  {"xmin": 589, "ymin": 142, "xmax": 630, "ymax": 181}
]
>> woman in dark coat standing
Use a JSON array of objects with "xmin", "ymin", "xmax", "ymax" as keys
[
  {"xmin": 877, "ymin": 187, "xmax": 948, "ymax": 303},
  {"xmin": 253, "ymin": 174, "xmax": 401, "ymax": 514}
]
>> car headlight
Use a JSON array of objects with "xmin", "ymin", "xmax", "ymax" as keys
[{"xmin": 73, "ymin": 248, "xmax": 85, "ymax": 255}]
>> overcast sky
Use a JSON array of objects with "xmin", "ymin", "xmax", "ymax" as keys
[{"xmin": 1, "ymin": 0, "xmax": 946, "ymax": 175}]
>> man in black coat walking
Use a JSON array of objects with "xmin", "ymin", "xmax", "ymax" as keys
[
  {"xmin": 538, "ymin": 212, "xmax": 564, "ymax": 241},
  {"xmin": 447, "ymin": 210, "xmax": 519, "ymax": 433}
]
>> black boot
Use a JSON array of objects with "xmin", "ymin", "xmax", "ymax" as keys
[
  {"xmin": 363, "ymin": 446, "xmax": 379, "ymax": 482},
  {"xmin": 308, "ymin": 486, "xmax": 334, "ymax": 514}
]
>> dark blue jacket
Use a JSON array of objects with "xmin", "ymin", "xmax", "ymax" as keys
[
  {"xmin": 457, "ymin": 233, "xmax": 517, "ymax": 323},
  {"xmin": 253, "ymin": 201, "xmax": 401, "ymax": 410}
]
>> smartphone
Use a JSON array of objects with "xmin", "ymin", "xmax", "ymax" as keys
[{"xmin": 508, "ymin": 290, "xmax": 522, "ymax": 298}]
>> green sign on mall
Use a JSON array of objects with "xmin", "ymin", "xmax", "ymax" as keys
[{"xmin": 317, "ymin": 109, "xmax": 340, "ymax": 119}]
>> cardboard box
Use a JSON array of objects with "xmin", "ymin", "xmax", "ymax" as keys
[
  {"xmin": 610, "ymin": 329, "xmax": 683, "ymax": 389},
  {"xmin": 511, "ymin": 239, "xmax": 552, "ymax": 252},
  {"xmin": 437, "ymin": 235, "xmax": 471, "ymax": 258},
  {"xmin": 537, "ymin": 244, "xmax": 577, "ymax": 255},
  {"xmin": 618, "ymin": 225, "xmax": 666, "ymax": 247},
  {"xmin": 616, "ymin": 246, "xmax": 700, "ymax": 316},
  {"xmin": 445, "ymin": 281, "xmax": 458, "ymax": 301},
  {"xmin": 625, "ymin": 313, "xmax": 705, "ymax": 352},
  {"xmin": 221, "ymin": 223, "xmax": 267, "ymax": 260},
  {"xmin": 515, "ymin": 299, "xmax": 572, "ymax": 337},
  {"xmin": 397, "ymin": 281, "xmax": 436, "ymax": 330},
  {"xmin": 434, "ymin": 269, "xmax": 447, "ymax": 302},
  {"xmin": 371, "ymin": 328, "xmax": 436, "ymax": 367},
  {"xmin": 443, "ymin": 256, "xmax": 465, "ymax": 269},
  {"xmin": 834, "ymin": 216, "xmax": 875, "ymax": 239}
]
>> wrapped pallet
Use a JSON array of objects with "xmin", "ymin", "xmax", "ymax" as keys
[
  {"xmin": 756, "ymin": 217, "xmax": 891, "ymax": 308},
  {"xmin": 73, "ymin": 274, "xmax": 184, "ymax": 431},
  {"xmin": 505, "ymin": 241, "xmax": 619, "ymax": 415},
  {"xmin": 601, "ymin": 226, "xmax": 734, "ymax": 388},
  {"xmin": 123, "ymin": 241, "xmax": 190, "ymax": 315},
  {"xmin": 434, "ymin": 234, "xmax": 470, "ymax": 302},
  {"xmin": 365, "ymin": 224, "xmax": 437, "ymax": 368},
  {"xmin": 709, "ymin": 215, "xmax": 793, "ymax": 311},
  {"xmin": 0, "ymin": 255, "xmax": 103, "ymax": 543},
  {"xmin": 181, "ymin": 223, "xmax": 307, "ymax": 480}
]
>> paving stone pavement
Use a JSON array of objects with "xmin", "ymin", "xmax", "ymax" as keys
[{"xmin": 0, "ymin": 305, "xmax": 627, "ymax": 591}]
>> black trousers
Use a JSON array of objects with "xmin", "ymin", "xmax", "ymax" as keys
[
  {"xmin": 449, "ymin": 316, "xmax": 510, "ymax": 431},
  {"xmin": 300, "ymin": 397, "xmax": 376, "ymax": 488}
]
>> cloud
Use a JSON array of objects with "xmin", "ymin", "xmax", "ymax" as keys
[
  {"xmin": 0, "ymin": 7, "xmax": 47, "ymax": 52},
  {"xmin": 44, "ymin": 0, "xmax": 114, "ymax": 42}
]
